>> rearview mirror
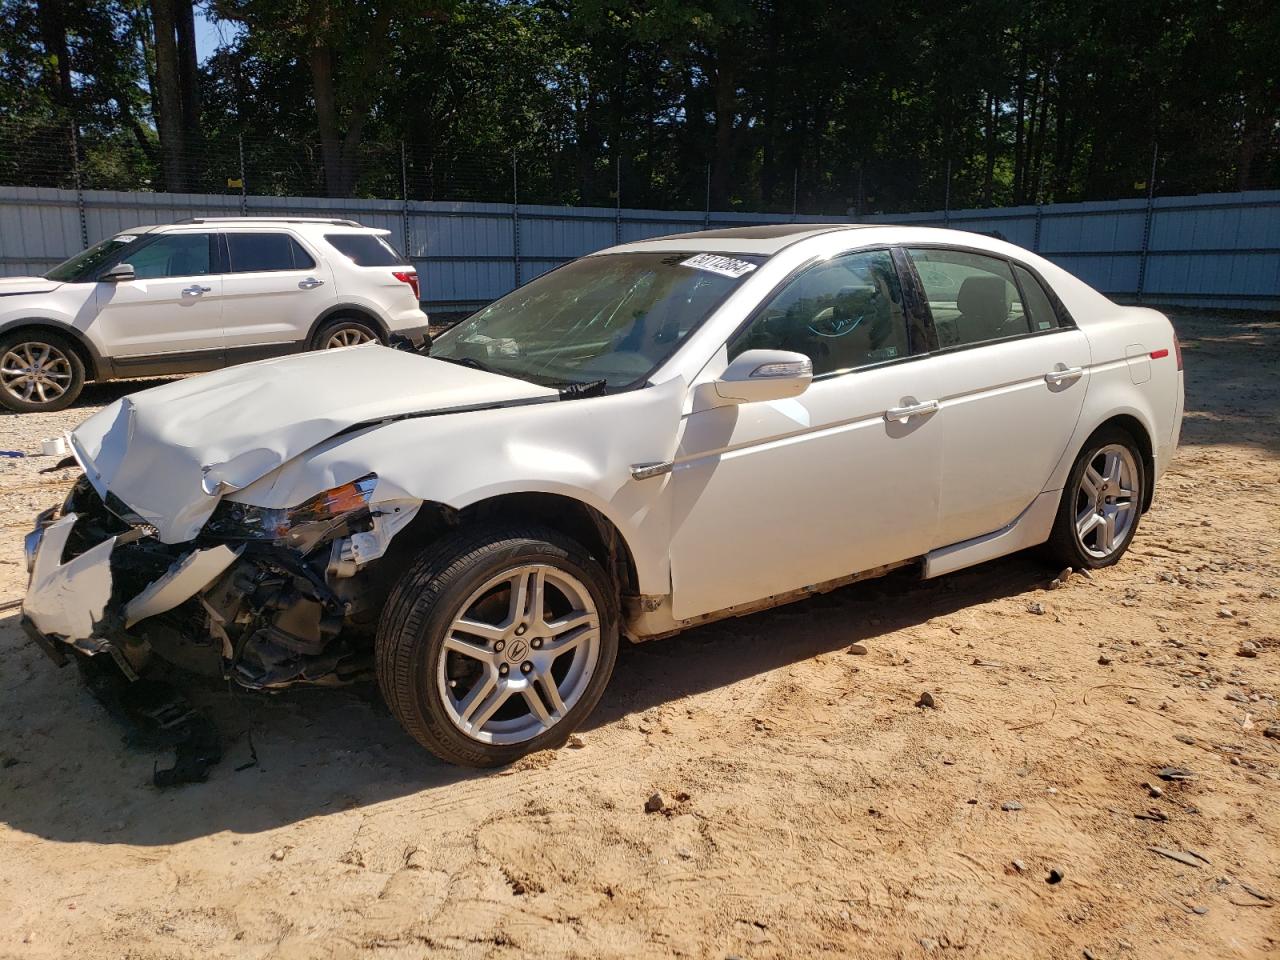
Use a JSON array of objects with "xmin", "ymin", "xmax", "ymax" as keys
[
  {"xmin": 100, "ymin": 263, "xmax": 135, "ymax": 282},
  {"xmin": 713, "ymin": 349, "xmax": 813, "ymax": 404}
]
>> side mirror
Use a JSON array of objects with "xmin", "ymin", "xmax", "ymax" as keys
[
  {"xmin": 713, "ymin": 349, "xmax": 813, "ymax": 404},
  {"xmin": 100, "ymin": 263, "xmax": 135, "ymax": 282}
]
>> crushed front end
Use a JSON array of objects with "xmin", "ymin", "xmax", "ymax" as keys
[{"xmin": 22, "ymin": 474, "xmax": 420, "ymax": 690}]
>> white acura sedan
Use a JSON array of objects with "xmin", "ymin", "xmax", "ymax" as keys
[{"xmin": 22, "ymin": 225, "xmax": 1183, "ymax": 767}]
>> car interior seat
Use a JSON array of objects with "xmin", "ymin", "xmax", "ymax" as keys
[{"xmin": 955, "ymin": 274, "xmax": 1012, "ymax": 342}]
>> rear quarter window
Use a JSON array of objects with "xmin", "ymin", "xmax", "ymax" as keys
[{"xmin": 325, "ymin": 233, "xmax": 406, "ymax": 266}]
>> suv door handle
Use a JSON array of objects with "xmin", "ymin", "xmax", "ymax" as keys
[
  {"xmin": 181, "ymin": 284, "xmax": 212, "ymax": 296},
  {"xmin": 884, "ymin": 399, "xmax": 939, "ymax": 422},
  {"xmin": 298, "ymin": 277, "xmax": 325, "ymax": 289},
  {"xmin": 1045, "ymin": 365, "xmax": 1084, "ymax": 385}
]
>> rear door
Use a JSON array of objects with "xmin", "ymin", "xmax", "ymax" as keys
[
  {"xmin": 904, "ymin": 247, "xmax": 1091, "ymax": 549},
  {"xmin": 92, "ymin": 231, "xmax": 224, "ymax": 369},
  {"xmin": 219, "ymin": 231, "xmax": 336, "ymax": 352}
]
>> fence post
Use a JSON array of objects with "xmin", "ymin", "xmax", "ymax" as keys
[
  {"xmin": 68, "ymin": 119, "xmax": 88, "ymax": 249},
  {"xmin": 400, "ymin": 140, "xmax": 411, "ymax": 259},
  {"xmin": 614, "ymin": 156, "xmax": 622, "ymax": 246},
  {"xmin": 791, "ymin": 168, "xmax": 798, "ymax": 220},
  {"xmin": 943, "ymin": 158, "xmax": 952, "ymax": 227},
  {"xmin": 1136, "ymin": 142, "xmax": 1158, "ymax": 303},
  {"xmin": 1033, "ymin": 203, "xmax": 1043, "ymax": 252},
  {"xmin": 511, "ymin": 151, "xmax": 521, "ymax": 287},
  {"xmin": 237, "ymin": 134, "xmax": 247, "ymax": 216},
  {"xmin": 704, "ymin": 164, "xmax": 711, "ymax": 230}
]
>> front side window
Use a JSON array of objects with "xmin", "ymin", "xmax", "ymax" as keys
[
  {"xmin": 119, "ymin": 233, "xmax": 214, "ymax": 279},
  {"xmin": 907, "ymin": 248, "xmax": 1034, "ymax": 347},
  {"xmin": 431, "ymin": 251, "xmax": 763, "ymax": 389},
  {"xmin": 728, "ymin": 248, "xmax": 910, "ymax": 377},
  {"xmin": 225, "ymin": 233, "xmax": 316, "ymax": 272},
  {"xmin": 325, "ymin": 233, "xmax": 405, "ymax": 266}
]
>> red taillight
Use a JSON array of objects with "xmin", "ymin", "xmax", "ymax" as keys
[
  {"xmin": 1149, "ymin": 348, "xmax": 1169, "ymax": 360},
  {"xmin": 392, "ymin": 270, "xmax": 419, "ymax": 300}
]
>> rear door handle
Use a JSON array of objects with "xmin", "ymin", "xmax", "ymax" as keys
[
  {"xmin": 298, "ymin": 277, "xmax": 325, "ymax": 289},
  {"xmin": 1045, "ymin": 365, "xmax": 1084, "ymax": 385},
  {"xmin": 181, "ymin": 284, "xmax": 212, "ymax": 296},
  {"xmin": 884, "ymin": 399, "xmax": 939, "ymax": 422}
]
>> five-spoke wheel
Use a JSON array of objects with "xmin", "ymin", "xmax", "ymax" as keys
[
  {"xmin": 1047, "ymin": 425, "xmax": 1146, "ymax": 569},
  {"xmin": 376, "ymin": 524, "xmax": 618, "ymax": 767}
]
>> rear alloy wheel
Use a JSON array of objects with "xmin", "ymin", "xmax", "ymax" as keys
[
  {"xmin": 376, "ymin": 524, "xmax": 619, "ymax": 767},
  {"xmin": 1046, "ymin": 426, "xmax": 1146, "ymax": 569},
  {"xmin": 0, "ymin": 332, "xmax": 86, "ymax": 413},
  {"xmin": 316, "ymin": 318, "xmax": 379, "ymax": 350}
]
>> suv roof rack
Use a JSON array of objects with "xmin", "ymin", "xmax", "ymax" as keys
[{"xmin": 171, "ymin": 217, "xmax": 364, "ymax": 227}]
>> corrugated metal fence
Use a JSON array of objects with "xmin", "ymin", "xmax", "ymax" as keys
[{"xmin": 2, "ymin": 185, "xmax": 1277, "ymax": 313}]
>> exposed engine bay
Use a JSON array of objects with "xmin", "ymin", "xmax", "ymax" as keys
[{"xmin": 24, "ymin": 474, "xmax": 422, "ymax": 692}]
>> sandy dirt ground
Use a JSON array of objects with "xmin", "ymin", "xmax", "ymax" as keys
[{"xmin": 0, "ymin": 310, "xmax": 1277, "ymax": 960}]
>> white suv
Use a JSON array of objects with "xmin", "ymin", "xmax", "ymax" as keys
[{"xmin": 0, "ymin": 217, "xmax": 430, "ymax": 412}]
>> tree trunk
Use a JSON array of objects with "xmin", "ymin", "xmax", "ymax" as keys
[
  {"xmin": 709, "ymin": 56, "xmax": 737, "ymax": 209},
  {"xmin": 150, "ymin": 0, "xmax": 185, "ymax": 193},
  {"xmin": 175, "ymin": 0, "xmax": 201, "ymax": 188},
  {"xmin": 310, "ymin": 39, "xmax": 347, "ymax": 196},
  {"xmin": 983, "ymin": 90, "xmax": 997, "ymax": 206},
  {"xmin": 35, "ymin": 0, "xmax": 74, "ymax": 113}
]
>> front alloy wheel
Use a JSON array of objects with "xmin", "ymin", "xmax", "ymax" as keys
[
  {"xmin": 0, "ymin": 333, "xmax": 86, "ymax": 413},
  {"xmin": 376, "ymin": 524, "xmax": 618, "ymax": 767}
]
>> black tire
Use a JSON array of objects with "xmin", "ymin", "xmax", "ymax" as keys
[
  {"xmin": 1044, "ymin": 424, "xmax": 1146, "ymax": 570},
  {"xmin": 375, "ymin": 523, "xmax": 620, "ymax": 767},
  {"xmin": 313, "ymin": 317, "xmax": 381, "ymax": 350},
  {"xmin": 0, "ymin": 329, "xmax": 86, "ymax": 413}
]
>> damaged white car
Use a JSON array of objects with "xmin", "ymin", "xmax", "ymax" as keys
[{"xmin": 22, "ymin": 225, "xmax": 1184, "ymax": 767}]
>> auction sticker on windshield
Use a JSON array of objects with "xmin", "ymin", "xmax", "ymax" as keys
[{"xmin": 680, "ymin": 253, "xmax": 758, "ymax": 279}]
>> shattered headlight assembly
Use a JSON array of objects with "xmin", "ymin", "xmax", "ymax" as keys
[{"xmin": 204, "ymin": 474, "xmax": 377, "ymax": 549}]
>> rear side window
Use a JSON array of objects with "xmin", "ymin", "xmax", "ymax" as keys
[
  {"xmin": 225, "ymin": 233, "xmax": 316, "ymax": 273},
  {"xmin": 907, "ymin": 248, "xmax": 1030, "ymax": 348},
  {"xmin": 325, "ymin": 233, "xmax": 406, "ymax": 266},
  {"xmin": 1012, "ymin": 263, "xmax": 1058, "ymax": 331}
]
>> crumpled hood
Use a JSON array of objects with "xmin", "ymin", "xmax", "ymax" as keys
[
  {"xmin": 69, "ymin": 345, "xmax": 557, "ymax": 542},
  {"xmin": 0, "ymin": 275, "xmax": 61, "ymax": 296}
]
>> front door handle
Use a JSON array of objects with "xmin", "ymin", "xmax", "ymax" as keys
[
  {"xmin": 298, "ymin": 277, "xmax": 325, "ymax": 290},
  {"xmin": 1045, "ymin": 365, "xmax": 1084, "ymax": 385},
  {"xmin": 884, "ymin": 399, "xmax": 939, "ymax": 422},
  {"xmin": 181, "ymin": 284, "xmax": 212, "ymax": 296}
]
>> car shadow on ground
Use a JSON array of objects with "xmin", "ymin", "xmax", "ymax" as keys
[{"xmin": 0, "ymin": 552, "xmax": 1049, "ymax": 847}]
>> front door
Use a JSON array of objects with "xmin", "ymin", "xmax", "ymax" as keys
[
  {"xmin": 667, "ymin": 247, "xmax": 943, "ymax": 622},
  {"xmin": 904, "ymin": 247, "xmax": 1091, "ymax": 548},
  {"xmin": 92, "ymin": 232, "xmax": 224, "ymax": 368},
  {"xmin": 219, "ymin": 231, "xmax": 336, "ymax": 352}
]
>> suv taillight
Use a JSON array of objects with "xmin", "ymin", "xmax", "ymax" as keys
[{"xmin": 392, "ymin": 270, "xmax": 419, "ymax": 300}]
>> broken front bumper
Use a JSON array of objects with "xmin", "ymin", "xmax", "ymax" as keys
[{"xmin": 21, "ymin": 510, "xmax": 240, "ymax": 664}]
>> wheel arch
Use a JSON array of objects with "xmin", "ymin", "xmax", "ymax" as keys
[
  {"xmin": 0, "ymin": 318, "xmax": 104, "ymax": 381},
  {"xmin": 394, "ymin": 492, "xmax": 642, "ymax": 600},
  {"xmin": 1063, "ymin": 412, "xmax": 1157, "ymax": 513},
  {"xmin": 307, "ymin": 304, "xmax": 390, "ymax": 347}
]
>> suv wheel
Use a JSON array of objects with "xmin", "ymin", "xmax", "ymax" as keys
[
  {"xmin": 315, "ymin": 317, "xmax": 380, "ymax": 350},
  {"xmin": 0, "ymin": 331, "xmax": 86, "ymax": 413},
  {"xmin": 376, "ymin": 524, "xmax": 619, "ymax": 767}
]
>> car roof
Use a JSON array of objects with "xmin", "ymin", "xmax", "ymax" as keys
[
  {"xmin": 600, "ymin": 223, "xmax": 885, "ymax": 256},
  {"xmin": 117, "ymin": 217, "xmax": 375, "ymax": 235}
]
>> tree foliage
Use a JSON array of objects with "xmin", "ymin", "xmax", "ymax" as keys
[{"xmin": 1, "ymin": 0, "xmax": 1276, "ymax": 210}]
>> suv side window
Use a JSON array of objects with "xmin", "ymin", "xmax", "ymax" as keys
[
  {"xmin": 907, "ymin": 248, "xmax": 1032, "ymax": 347},
  {"xmin": 325, "ymin": 233, "xmax": 405, "ymax": 266},
  {"xmin": 728, "ymin": 248, "xmax": 910, "ymax": 377},
  {"xmin": 119, "ymin": 233, "xmax": 214, "ymax": 279},
  {"xmin": 225, "ymin": 233, "xmax": 316, "ymax": 273}
]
